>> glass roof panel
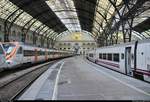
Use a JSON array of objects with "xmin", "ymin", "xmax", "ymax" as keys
[
  {"xmin": 0, "ymin": 0, "xmax": 57, "ymax": 38},
  {"xmin": 92, "ymin": 0, "xmax": 128, "ymax": 40},
  {"xmin": 0, "ymin": 0, "xmax": 149, "ymax": 41},
  {"xmin": 46, "ymin": 0, "xmax": 81, "ymax": 32},
  {"xmin": 133, "ymin": 9, "xmax": 150, "ymax": 27},
  {"xmin": 141, "ymin": 29, "xmax": 150, "ymax": 38},
  {"xmin": 0, "ymin": 0, "xmax": 18, "ymax": 19},
  {"xmin": 14, "ymin": 12, "xmax": 33, "ymax": 26},
  {"xmin": 92, "ymin": 0, "xmax": 118, "ymax": 36}
]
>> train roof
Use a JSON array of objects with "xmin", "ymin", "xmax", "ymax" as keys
[
  {"xmin": 1, "ymin": 41, "xmax": 55, "ymax": 50},
  {"xmin": 96, "ymin": 39, "xmax": 150, "ymax": 49},
  {"xmin": 0, "ymin": 42, "xmax": 74, "ymax": 53}
]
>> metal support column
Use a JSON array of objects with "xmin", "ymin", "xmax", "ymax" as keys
[{"xmin": 4, "ymin": 9, "xmax": 24, "ymax": 42}]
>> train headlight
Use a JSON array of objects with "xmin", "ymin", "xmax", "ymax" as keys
[
  {"xmin": 6, "ymin": 60, "xmax": 12, "ymax": 65},
  {"xmin": 7, "ymin": 62, "xmax": 11, "ymax": 64}
]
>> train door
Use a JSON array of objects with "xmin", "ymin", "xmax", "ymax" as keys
[
  {"xmin": 34, "ymin": 49, "xmax": 38, "ymax": 62},
  {"xmin": 16, "ymin": 46, "xmax": 23, "ymax": 64},
  {"xmin": 45, "ymin": 49, "xmax": 48, "ymax": 60},
  {"xmin": 125, "ymin": 47, "xmax": 132, "ymax": 75}
]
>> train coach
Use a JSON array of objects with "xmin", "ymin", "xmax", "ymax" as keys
[
  {"xmin": 87, "ymin": 40, "xmax": 150, "ymax": 82},
  {"xmin": 0, "ymin": 42, "xmax": 74, "ymax": 70}
]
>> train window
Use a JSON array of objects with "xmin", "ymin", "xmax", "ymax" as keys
[
  {"xmin": 48, "ymin": 52, "xmax": 50, "ymax": 55},
  {"xmin": 91, "ymin": 43, "xmax": 95, "ymax": 45},
  {"xmin": 38, "ymin": 50, "xmax": 45, "ymax": 55},
  {"xmin": 41, "ymin": 51, "xmax": 45, "ymax": 55},
  {"xmin": 132, "ymin": 54, "xmax": 134, "ymax": 59},
  {"xmin": 121, "ymin": 53, "xmax": 124, "ymax": 59},
  {"xmin": 17, "ymin": 47, "xmax": 23, "ymax": 54},
  {"xmin": 0, "ymin": 45, "xmax": 4, "ymax": 54},
  {"xmin": 147, "ymin": 65, "xmax": 150, "ymax": 76},
  {"xmin": 40, "ymin": 51, "xmax": 42, "ymax": 55},
  {"xmin": 37, "ymin": 51, "xmax": 40, "ymax": 55},
  {"xmin": 0, "ymin": 25, "xmax": 2, "ymax": 31},
  {"xmin": 30, "ymin": 35, "xmax": 33, "ymax": 40},
  {"xmin": 107, "ymin": 53, "xmax": 112, "ymax": 61},
  {"xmin": 113, "ymin": 53, "xmax": 120, "ymax": 62},
  {"xmin": 12, "ymin": 31, "xmax": 16, "ymax": 36},
  {"xmin": 24, "ymin": 50, "xmax": 35, "ymax": 56},
  {"xmin": 89, "ymin": 53, "xmax": 93, "ymax": 57},
  {"xmin": 99, "ymin": 53, "xmax": 102, "ymax": 59},
  {"xmin": 103, "ymin": 53, "xmax": 106, "ymax": 60},
  {"xmin": 2, "ymin": 43, "xmax": 16, "ymax": 54}
]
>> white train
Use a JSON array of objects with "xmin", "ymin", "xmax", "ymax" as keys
[
  {"xmin": 87, "ymin": 40, "xmax": 150, "ymax": 82},
  {"xmin": 0, "ymin": 42, "xmax": 74, "ymax": 70}
]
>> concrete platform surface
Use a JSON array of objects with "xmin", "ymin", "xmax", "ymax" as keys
[
  {"xmin": 57, "ymin": 56, "xmax": 150, "ymax": 100},
  {"xmin": 18, "ymin": 61, "xmax": 64, "ymax": 100},
  {"xmin": 18, "ymin": 56, "xmax": 150, "ymax": 100}
]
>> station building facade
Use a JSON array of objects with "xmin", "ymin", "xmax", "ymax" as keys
[{"xmin": 55, "ymin": 32, "xmax": 97, "ymax": 55}]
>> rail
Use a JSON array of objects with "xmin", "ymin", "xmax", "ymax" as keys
[{"xmin": 0, "ymin": 60, "xmax": 58, "ymax": 102}]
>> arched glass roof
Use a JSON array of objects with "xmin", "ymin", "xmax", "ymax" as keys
[
  {"xmin": 0, "ymin": 0, "xmax": 58, "ymax": 38},
  {"xmin": 92, "ymin": 0, "xmax": 122, "ymax": 37},
  {"xmin": 46, "ymin": 0, "xmax": 81, "ymax": 32},
  {"xmin": 0, "ymin": 0, "xmax": 149, "ymax": 44}
]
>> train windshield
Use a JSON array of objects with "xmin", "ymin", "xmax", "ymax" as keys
[
  {"xmin": 0, "ymin": 44, "xmax": 4, "ymax": 54},
  {"xmin": 2, "ymin": 43, "xmax": 16, "ymax": 54}
]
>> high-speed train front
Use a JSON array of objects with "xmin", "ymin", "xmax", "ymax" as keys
[{"xmin": 0, "ymin": 42, "xmax": 21, "ymax": 69}]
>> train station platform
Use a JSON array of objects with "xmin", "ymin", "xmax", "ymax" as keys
[{"xmin": 18, "ymin": 56, "xmax": 150, "ymax": 100}]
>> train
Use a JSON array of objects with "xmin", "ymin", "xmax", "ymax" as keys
[
  {"xmin": 87, "ymin": 39, "xmax": 150, "ymax": 82},
  {"xmin": 0, "ymin": 41, "xmax": 75, "ymax": 70}
]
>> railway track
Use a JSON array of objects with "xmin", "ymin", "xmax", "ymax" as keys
[
  {"xmin": 0, "ymin": 60, "xmax": 59, "ymax": 102},
  {"xmin": 0, "ymin": 56, "xmax": 73, "ymax": 79},
  {"xmin": 0, "ymin": 59, "xmax": 57, "ymax": 79}
]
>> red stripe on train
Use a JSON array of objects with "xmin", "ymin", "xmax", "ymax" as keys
[
  {"xmin": 96, "ymin": 59, "xmax": 120, "ymax": 68},
  {"xmin": 134, "ymin": 70, "xmax": 150, "ymax": 76}
]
